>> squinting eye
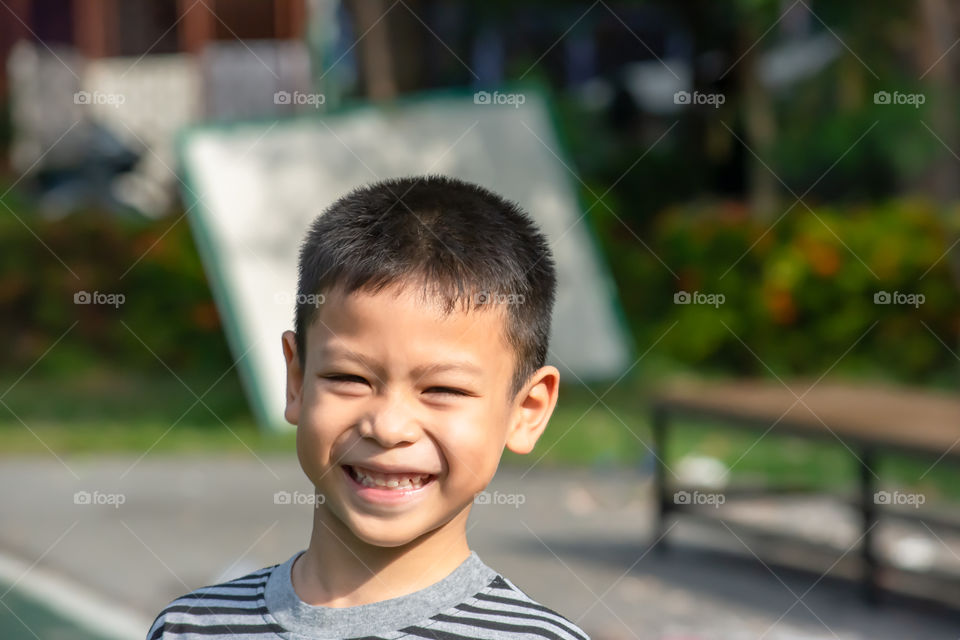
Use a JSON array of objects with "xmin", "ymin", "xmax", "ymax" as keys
[
  {"xmin": 425, "ymin": 387, "xmax": 468, "ymax": 397},
  {"xmin": 324, "ymin": 374, "xmax": 367, "ymax": 385}
]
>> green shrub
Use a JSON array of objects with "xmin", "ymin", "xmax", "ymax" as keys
[
  {"xmin": 598, "ymin": 197, "xmax": 960, "ymax": 383},
  {"xmin": 0, "ymin": 199, "xmax": 234, "ymax": 378}
]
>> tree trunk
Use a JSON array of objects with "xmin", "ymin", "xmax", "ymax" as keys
[
  {"xmin": 344, "ymin": 0, "xmax": 425, "ymax": 102},
  {"xmin": 916, "ymin": 0, "xmax": 960, "ymax": 289},
  {"xmin": 346, "ymin": 0, "xmax": 398, "ymax": 100},
  {"xmin": 738, "ymin": 24, "xmax": 779, "ymax": 220}
]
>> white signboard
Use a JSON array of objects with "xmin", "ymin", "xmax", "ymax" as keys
[{"xmin": 178, "ymin": 90, "xmax": 632, "ymax": 431}]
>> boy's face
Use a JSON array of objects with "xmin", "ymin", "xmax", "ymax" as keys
[{"xmin": 281, "ymin": 283, "xmax": 559, "ymax": 548}]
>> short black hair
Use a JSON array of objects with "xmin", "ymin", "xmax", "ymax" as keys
[{"xmin": 294, "ymin": 175, "xmax": 557, "ymax": 400}]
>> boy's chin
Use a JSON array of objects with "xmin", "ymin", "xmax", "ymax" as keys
[{"xmin": 342, "ymin": 513, "xmax": 440, "ymax": 548}]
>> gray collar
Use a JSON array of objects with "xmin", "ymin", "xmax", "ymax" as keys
[{"xmin": 264, "ymin": 549, "xmax": 498, "ymax": 638}]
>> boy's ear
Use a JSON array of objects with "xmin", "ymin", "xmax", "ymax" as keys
[
  {"xmin": 281, "ymin": 330, "xmax": 303, "ymax": 426},
  {"xmin": 505, "ymin": 365, "xmax": 560, "ymax": 455}
]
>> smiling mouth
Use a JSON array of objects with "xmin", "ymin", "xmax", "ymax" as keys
[{"xmin": 342, "ymin": 465, "xmax": 437, "ymax": 490}]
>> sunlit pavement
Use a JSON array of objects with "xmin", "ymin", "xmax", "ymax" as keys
[{"xmin": 0, "ymin": 456, "xmax": 957, "ymax": 640}]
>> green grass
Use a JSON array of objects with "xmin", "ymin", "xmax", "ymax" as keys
[
  {"xmin": 0, "ymin": 368, "xmax": 296, "ymax": 454},
  {"xmin": 2, "ymin": 369, "xmax": 959, "ymax": 503}
]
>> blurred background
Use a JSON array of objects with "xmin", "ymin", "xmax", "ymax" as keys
[{"xmin": 2, "ymin": 1, "xmax": 960, "ymax": 639}]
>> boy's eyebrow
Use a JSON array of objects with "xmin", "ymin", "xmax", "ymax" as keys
[
  {"xmin": 410, "ymin": 361, "xmax": 484, "ymax": 377},
  {"xmin": 323, "ymin": 348, "xmax": 484, "ymax": 377}
]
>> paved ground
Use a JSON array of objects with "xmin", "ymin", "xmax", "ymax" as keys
[{"xmin": 1, "ymin": 455, "xmax": 959, "ymax": 640}]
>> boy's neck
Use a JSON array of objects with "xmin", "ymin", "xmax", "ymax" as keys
[{"xmin": 291, "ymin": 505, "xmax": 472, "ymax": 608}]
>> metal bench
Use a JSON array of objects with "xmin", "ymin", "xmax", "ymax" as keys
[{"xmin": 651, "ymin": 379, "xmax": 960, "ymax": 604}]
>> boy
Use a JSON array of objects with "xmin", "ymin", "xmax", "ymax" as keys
[{"xmin": 147, "ymin": 175, "xmax": 590, "ymax": 639}]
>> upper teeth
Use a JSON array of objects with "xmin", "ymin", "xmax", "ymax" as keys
[{"xmin": 351, "ymin": 466, "xmax": 431, "ymax": 489}]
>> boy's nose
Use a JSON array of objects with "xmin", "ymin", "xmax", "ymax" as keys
[{"xmin": 358, "ymin": 392, "xmax": 422, "ymax": 447}]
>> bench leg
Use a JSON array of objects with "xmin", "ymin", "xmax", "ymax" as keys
[
  {"xmin": 859, "ymin": 447, "xmax": 881, "ymax": 605},
  {"xmin": 651, "ymin": 404, "xmax": 671, "ymax": 552}
]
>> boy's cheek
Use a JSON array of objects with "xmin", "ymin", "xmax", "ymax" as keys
[
  {"xmin": 295, "ymin": 419, "xmax": 341, "ymax": 482},
  {"xmin": 294, "ymin": 426, "xmax": 322, "ymax": 484},
  {"xmin": 446, "ymin": 415, "xmax": 505, "ymax": 467},
  {"xmin": 444, "ymin": 440, "xmax": 502, "ymax": 495}
]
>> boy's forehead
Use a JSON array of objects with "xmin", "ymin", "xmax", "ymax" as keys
[
  {"xmin": 321, "ymin": 281, "xmax": 502, "ymax": 322},
  {"xmin": 311, "ymin": 285, "xmax": 507, "ymax": 341}
]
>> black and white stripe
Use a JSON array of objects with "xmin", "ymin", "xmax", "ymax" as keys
[
  {"xmin": 147, "ymin": 566, "xmax": 283, "ymax": 640},
  {"xmin": 395, "ymin": 574, "xmax": 589, "ymax": 640}
]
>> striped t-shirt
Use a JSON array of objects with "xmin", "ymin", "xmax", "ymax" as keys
[{"xmin": 146, "ymin": 550, "xmax": 590, "ymax": 639}]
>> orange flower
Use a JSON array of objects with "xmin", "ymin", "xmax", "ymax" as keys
[
  {"xmin": 765, "ymin": 288, "xmax": 796, "ymax": 325},
  {"xmin": 191, "ymin": 301, "xmax": 220, "ymax": 330},
  {"xmin": 806, "ymin": 241, "xmax": 840, "ymax": 277}
]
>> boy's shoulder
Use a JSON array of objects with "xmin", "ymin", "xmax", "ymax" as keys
[
  {"xmin": 454, "ymin": 570, "xmax": 591, "ymax": 640},
  {"xmin": 146, "ymin": 564, "xmax": 282, "ymax": 640}
]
